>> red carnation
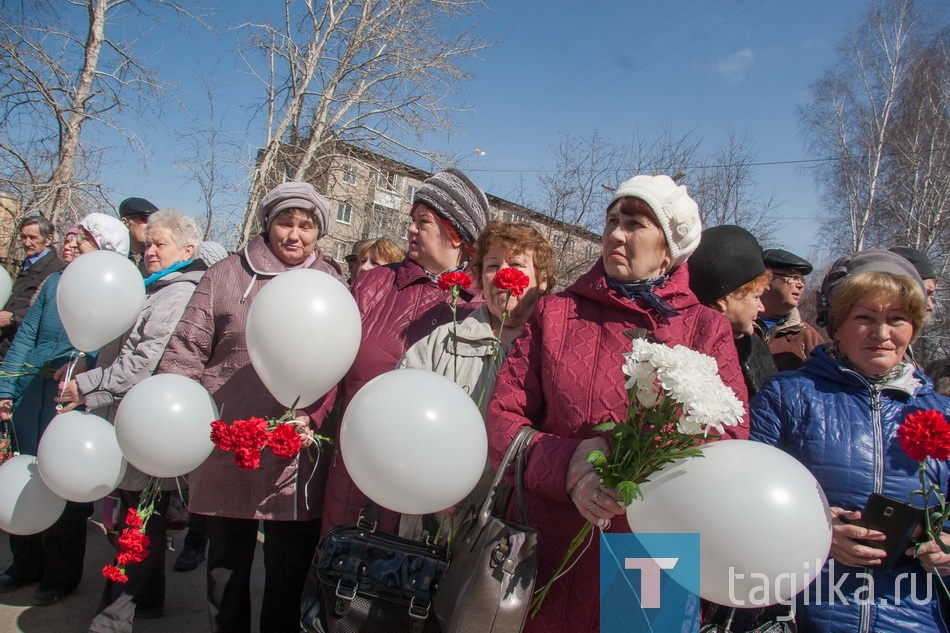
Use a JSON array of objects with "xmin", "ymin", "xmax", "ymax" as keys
[
  {"xmin": 493, "ymin": 268, "xmax": 530, "ymax": 297},
  {"xmin": 210, "ymin": 419, "xmax": 236, "ymax": 451},
  {"xmin": 231, "ymin": 418, "xmax": 269, "ymax": 451},
  {"xmin": 438, "ymin": 271, "xmax": 472, "ymax": 292},
  {"xmin": 268, "ymin": 423, "xmax": 303, "ymax": 459},
  {"xmin": 898, "ymin": 409, "xmax": 950, "ymax": 462},
  {"xmin": 124, "ymin": 508, "xmax": 143, "ymax": 530},
  {"xmin": 234, "ymin": 446, "xmax": 262, "ymax": 470},
  {"xmin": 102, "ymin": 565, "xmax": 128, "ymax": 583}
]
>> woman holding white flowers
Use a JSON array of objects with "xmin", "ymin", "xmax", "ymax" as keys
[
  {"xmin": 486, "ymin": 175, "xmax": 748, "ymax": 633},
  {"xmin": 751, "ymin": 250, "xmax": 950, "ymax": 633}
]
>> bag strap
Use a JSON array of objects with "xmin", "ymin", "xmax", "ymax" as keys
[{"xmin": 478, "ymin": 426, "xmax": 538, "ymax": 527}]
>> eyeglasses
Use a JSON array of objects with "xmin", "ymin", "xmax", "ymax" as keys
[{"xmin": 773, "ymin": 272, "xmax": 805, "ymax": 286}]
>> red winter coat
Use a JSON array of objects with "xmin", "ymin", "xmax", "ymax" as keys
[
  {"xmin": 320, "ymin": 258, "xmax": 482, "ymax": 533},
  {"xmin": 486, "ymin": 260, "xmax": 748, "ymax": 633}
]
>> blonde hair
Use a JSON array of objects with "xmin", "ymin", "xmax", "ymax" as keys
[
  {"xmin": 830, "ymin": 272, "xmax": 928, "ymax": 338},
  {"xmin": 356, "ymin": 238, "xmax": 405, "ymax": 265}
]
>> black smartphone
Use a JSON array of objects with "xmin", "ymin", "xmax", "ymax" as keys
[{"xmin": 848, "ymin": 493, "xmax": 925, "ymax": 571}]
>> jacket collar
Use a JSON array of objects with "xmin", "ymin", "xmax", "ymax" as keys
[
  {"xmin": 146, "ymin": 259, "xmax": 208, "ymax": 292},
  {"xmin": 393, "ymin": 258, "xmax": 478, "ymax": 302},
  {"xmin": 801, "ymin": 345, "xmax": 929, "ymax": 398},
  {"xmin": 566, "ymin": 259, "xmax": 699, "ymax": 324}
]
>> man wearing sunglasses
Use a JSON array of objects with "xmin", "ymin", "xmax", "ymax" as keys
[{"xmin": 754, "ymin": 248, "xmax": 825, "ymax": 371}]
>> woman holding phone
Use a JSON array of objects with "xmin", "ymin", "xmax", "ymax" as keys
[{"xmin": 751, "ymin": 250, "xmax": 950, "ymax": 633}]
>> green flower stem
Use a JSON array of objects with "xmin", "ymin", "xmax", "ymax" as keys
[{"xmin": 529, "ymin": 521, "xmax": 593, "ymax": 617}]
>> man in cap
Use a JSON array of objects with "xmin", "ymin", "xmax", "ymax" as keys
[
  {"xmin": 890, "ymin": 246, "xmax": 938, "ymax": 313},
  {"xmin": 0, "ymin": 216, "xmax": 66, "ymax": 358},
  {"xmin": 754, "ymin": 248, "xmax": 825, "ymax": 371},
  {"xmin": 118, "ymin": 196, "xmax": 158, "ymax": 274}
]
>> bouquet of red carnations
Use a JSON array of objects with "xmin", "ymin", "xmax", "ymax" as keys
[{"xmin": 210, "ymin": 410, "xmax": 330, "ymax": 470}]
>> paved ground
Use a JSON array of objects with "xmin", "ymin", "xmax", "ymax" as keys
[{"xmin": 0, "ymin": 500, "xmax": 267, "ymax": 633}]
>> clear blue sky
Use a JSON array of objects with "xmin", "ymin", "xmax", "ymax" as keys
[{"xmin": 102, "ymin": 0, "xmax": 902, "ymax": 264}]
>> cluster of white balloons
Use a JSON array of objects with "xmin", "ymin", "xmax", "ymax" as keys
[{"xmin": 0, "ymin": 264, "xmax": 366, "ymax": 535}]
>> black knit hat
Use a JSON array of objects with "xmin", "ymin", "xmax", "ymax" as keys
[
  {"xmin": 889, "ymin": 246, "xmax": 935, "ymax": 280},
  {"xmin": 688, "ymin": 225, "xmax": 766, "ymax": 305},
  {"xmin": 412, "ymin": 168, "xmax": 489, "ymax": 245},
  {"xmin": 762, "ymin": 248, "xmax": 813, "ymax": 275},
  {"xmin": 118, "ymin": 197, "xmax": 158, "ymax": 219}
]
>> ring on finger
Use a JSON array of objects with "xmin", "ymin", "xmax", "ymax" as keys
[
  {"xmin": 587, "ymin": 502, "xmax": 597, "ymax": 515},
  {"xmin": 592, "ymin": 489, "xmax": 602, "ymax": 502}
]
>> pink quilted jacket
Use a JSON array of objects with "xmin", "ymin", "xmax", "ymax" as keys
[
  {"xmin": 486, "ymin": 260, "xmax": 748, "ymax": 633},
  {"xmin": 320, "ymin": 258, "xmax": 482, "ymax": 533}
]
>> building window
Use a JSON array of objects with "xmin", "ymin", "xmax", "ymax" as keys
[
  {"xmin": 378, "ymin": 171, "xmax": 406, "ymax": 193},
  {"xmin": 342, "ymin": 165, "xmax": 357, "ymax": 185},
  {"xmin": 406, "ymin": 185, "xmax": 417, "ymax": 204},
  {"xmin": 335, "ymin": 242, "xmax": 348, "ymax": 261},
  {"xmin": 552, "ymin": 234, "xmax": 564, "ymax": 248},
  {"xmin": 502, "ymin": 210, "xmax": 526, "ymax": 223},
  {"xmin": 337, "ymin": 202, "xmax": 352, "ymax": 224},
  {"xmin": 586, "ymin": 244, "xmax": 595, "ymax": 257}
]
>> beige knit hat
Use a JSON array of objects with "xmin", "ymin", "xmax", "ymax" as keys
[{"xmin": 608, "ymin": 175, "xmax": 702, "ymax": 270}]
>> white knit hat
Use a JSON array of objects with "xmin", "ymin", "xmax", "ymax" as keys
[
  {"xmin": 78, "ymin": 213, "xmax": 130, "ymax": 257},
  {"xmin": 608, "ymin": 175, "xmax": 702, "ymax": 270}
]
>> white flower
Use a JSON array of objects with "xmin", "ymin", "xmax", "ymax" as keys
[{"xmin": 623, "ymin": 339, "xmax": 743, "ymax": 436}]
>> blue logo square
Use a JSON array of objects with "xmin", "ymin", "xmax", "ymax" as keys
[{"xmin": 600, "ymin": 533, "xmax": 701, "ymax": 633}]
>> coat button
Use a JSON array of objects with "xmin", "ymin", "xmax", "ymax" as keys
[{"xmin": 431, "ymin": 319, "xmax": 437, "ymax": 325}]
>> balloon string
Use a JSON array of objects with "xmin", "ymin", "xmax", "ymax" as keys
[
  {"xmin": 55, "ymin": 351, "xmax": 85, "ymax": 412},
  {"xmin": 303, "ymin": 447, "xmax": 321, "ymax": 512}
]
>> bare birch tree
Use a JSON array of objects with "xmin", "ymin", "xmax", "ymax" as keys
[
  {"xmin": 237, "ymin": 0, "xmax": 490, "ymax": 245},
  {"xmin": 799, "ymin": 0, "xmax": 922, "ymax": 254},
  {"xmin": 0, "ymin": 0, "xmax": 208, "ymax": 239}
]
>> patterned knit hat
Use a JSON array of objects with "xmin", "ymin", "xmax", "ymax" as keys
[
  {"xmin": 412, "ymin": 168, "xmax": 489, "ymax": 245},
  {"xmin": 608, "ymin": 175, "xmax": 701, "ymax": 270}
]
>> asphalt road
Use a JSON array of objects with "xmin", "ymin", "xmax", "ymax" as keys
[{"xmin": 0, "ymin": 500, "xmax": 267, "ymax": 633}]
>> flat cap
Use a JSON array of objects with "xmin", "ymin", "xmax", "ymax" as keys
[
  {"xmin": 889, "ymin": 246, "xmax": 935, "ymax": 280},
  {"xmin": 762, "ymin": 248, "xmax": 813, "ymax": 275},
  {"xmin": 118, "ymin": 197, "xmax": 159, "ymax": 219}
]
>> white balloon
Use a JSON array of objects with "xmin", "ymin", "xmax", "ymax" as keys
[
  {"xmin": 246, "ymin": 269, "xmax": 361, "ymax": 409},
  {"xmin": 115, "ymin": 374, "xmax": 218, "ymax": 478},
  {"xmin": 626, "ymin": 441, "xmax": 832, "ymax": 607},
  {"xmin": 0, "ymin": 267, "xmax": 12, "ymax": 307},
  {"xmin": 0, "ymin": 455, "xmax": 66, "ymax": 535},
  {"xmin": 341, "ymin": 369, "xmax": 487, "ymax": 515},
  {"xmin": 37, "ymin": 411, "xmax": 127, "ymax": 502},
  {"xmin": 57, "ymin": 250, "xmax": 145, "ymax": 352}
]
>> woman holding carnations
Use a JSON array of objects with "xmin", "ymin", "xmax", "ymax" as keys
[
  {"xmin": 0, "ymin": 214, "xmax": 130, "ymax": 607},
  {"xmin": 54, "ymin": 210, "xmax": 204, "ymax": 631},
  {"xmin": 486, "ymin": 175, "xmax": 748, "ymax": 633},
  {"xmin": 750, "ymin": 250, "xmax": 950, "ymax": 633},
  {"xmin": 319, "ymin": 168, "xmax": 489, "ymax": 535},
  {"xmin": 157, "ymin": 182, "xmax": 345, "ymax": 633}
]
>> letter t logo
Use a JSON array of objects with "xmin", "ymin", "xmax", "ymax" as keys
[{"xmin": 624, "ymin": 558, "xmax": 678, "ymax": 608}]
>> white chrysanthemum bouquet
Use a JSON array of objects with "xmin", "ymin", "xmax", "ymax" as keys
[{"xmin": 530, "ymin": 338, "xmax": 744, "ymax": 615}]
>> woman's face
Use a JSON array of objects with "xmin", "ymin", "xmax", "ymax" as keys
[
  {"xmin": 833, "ymin": 299, "xmax": 915, "ymax": 376},
  {"xmin": 602, "ymin": 202, "xmax": 671, "ymax": 281},
  {"xmin": 144, "ymin": 226, "xmax": 195, "ymax": 274},
  {"xmin": 480, "ymin": 246, "xmax": 546, "ymax": 328},
  {"xmin": 358, "ymin": 251, "xmax": 384, "ymax": 274},
  {"xmin": 406, "ymin": 204, "xmax": 461, "ymax": 273},
  {"xmin": 75, "ymin": 228, "xmax": 99, "ymax": 255},
  {"xmin": 62, "ymin": 234, "xmax": 79, "ymax": 263},
  {"xmin": 268, "ymin": 209, "xmax": 319, "ymax": 267},
  {"xmin": 717, "ymin": 288, "xmax": 765, "ymax": 338}
]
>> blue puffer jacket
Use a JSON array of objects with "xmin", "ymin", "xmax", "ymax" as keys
[{"xmin": 751, "ymin": 345, "xmax": 950, "ymax": 633}]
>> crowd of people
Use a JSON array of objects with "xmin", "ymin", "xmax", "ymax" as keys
[{"xmin": 0, "ymin": 167, "xmax": 946, "ymax": 633}]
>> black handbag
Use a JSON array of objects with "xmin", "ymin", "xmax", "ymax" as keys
[
  {"xmin": 300, "ymin": 505, "xmax": 447, "ymax": 633},
  {"xmin": 433, "ymin": 426, "xmax": 539, "ymax": 633}
]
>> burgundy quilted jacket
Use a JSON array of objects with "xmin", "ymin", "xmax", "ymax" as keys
[
  {"xmin": 486, "ymin": 260, "xmax": 748, "ymax": 633},
  {"xmin": 320, "ymin": 258, "xmax": 482, "ymax": 533}
]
